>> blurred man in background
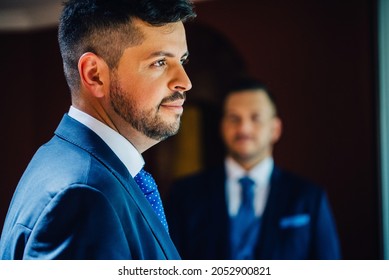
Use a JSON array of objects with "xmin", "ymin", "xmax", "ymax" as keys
[{"xmin": 166, "ymin": 77, "xmax": 341, "ymax": 259}]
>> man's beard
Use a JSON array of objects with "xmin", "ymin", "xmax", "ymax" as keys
[{"xmin": 110, "ymin": 76, "xmax": 185, "ymax": 141}]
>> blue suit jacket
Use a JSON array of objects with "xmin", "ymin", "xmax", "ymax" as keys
[
  {"xmin": 0, "ymin": 114, "xmax": 180, "ymax": 260},
  {"xmin": 166, "ymin": 165, "xmax": 341, "ymax": 260}
]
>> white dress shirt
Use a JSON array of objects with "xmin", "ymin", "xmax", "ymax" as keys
[
  {"xmin": 225, "ymin": 156, "xmax": 274, "ymax": 217},
  {"xmin": 68, "ymin": 106, "xmax": 144, "ymax": 177}
]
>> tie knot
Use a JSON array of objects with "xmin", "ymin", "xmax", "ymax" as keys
[
  {"xmin": 134, "ymin": 168, "xmax": 157, "ymax": 194},
  {"xmin": 238, "ymin": 176, "xmax": 255, "ymax": 204},
  {"xmin": 239, "ymin": 176, "xmax": 255, "ymax": 188}
]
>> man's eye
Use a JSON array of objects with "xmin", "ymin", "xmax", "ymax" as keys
[
  {"xmin": 252, "ymin": 115, "xmax": 261, "ymax": 122},
  {"xmin": 152, "ymin": 59, "xmax": 167, "ymax": 67},
  {"xmin": 181, "ymin": 57, "xmax": 189, "ymax": 65},
  {"xmin": 226, "ymin": 115, "xmax": 240, "ymax": 124}
]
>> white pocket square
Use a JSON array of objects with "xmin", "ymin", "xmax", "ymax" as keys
[{"xmin": 279, "ymin": 214, "xmax": 310, "ymax": 229}]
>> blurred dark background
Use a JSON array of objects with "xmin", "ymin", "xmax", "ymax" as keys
[{"xmin": 0, "ymin": 0, "xmax": 382, "ymax": 259}]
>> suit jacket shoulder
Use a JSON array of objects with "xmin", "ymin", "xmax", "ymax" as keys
[
  {"xmin": 0, "ymin": 114, "xmax": 179, "ymax": 260},
  {"xmin": 259, "ymin": 166, "xmax": 341, "ymax": 259}
]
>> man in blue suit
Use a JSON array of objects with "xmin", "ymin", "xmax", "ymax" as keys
[
  {"xmin": 0, "ymin": 0, "xmax": 196, "ymax": 259},
  {"xmin": 166, "ymin": 77, "xmax": 341, "ymax": 260}
]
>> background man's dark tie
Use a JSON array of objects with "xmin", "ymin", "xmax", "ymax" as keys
[{"xmin": 230, "ymin": 176, "xmax": 259, "ymax": 259}]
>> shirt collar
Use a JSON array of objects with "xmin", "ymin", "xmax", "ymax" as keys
[
  {"xmin": 225, "ymin": 156, "xmax": 274, "ymax": 188},
  {"xmin": 68, "ymin": 106, "xmax": 144, "ymax": 177}
]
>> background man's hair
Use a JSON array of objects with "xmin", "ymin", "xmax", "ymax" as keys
[{"xmin": 223, "ymin": 76, "xmax": 278, "ymax": 115}]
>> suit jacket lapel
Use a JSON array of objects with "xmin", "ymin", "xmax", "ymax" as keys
[
  {"xmin": 206, "ymin": 166, "xmax": 231, "ymax": 259},
  {"xmin": 54, "ymin": 114, "xmax": 178, "ymax": 258},
  {"xmin": 255, "ymin": 166, "xmax": 290, "ymax": 259}
]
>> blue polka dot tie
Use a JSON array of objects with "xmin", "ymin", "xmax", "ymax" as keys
[{"xmin": 134, "ymin": 168, "xmax": 169, "ymax": 233}]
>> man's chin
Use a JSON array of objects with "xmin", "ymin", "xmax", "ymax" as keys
[
  {"xmin": 231, "ymin": 149, "xmax": 256, "ymax": 160},
  {"xmin": 146, "ymin": 122, "xmax": 180, "ymax": 141}
]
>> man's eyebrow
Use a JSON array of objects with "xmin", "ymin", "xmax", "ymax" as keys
[{"xmin": 147, "ymin": 51, "xmax": 189, "ymax": 59}]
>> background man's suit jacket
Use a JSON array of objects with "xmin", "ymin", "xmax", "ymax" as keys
[
  {"xmin": 0, "ymin": 114, "xmax": 180, "ymax": 260},
  {"xmin": 166, "ymin": 165, "xmax": 341, "ymax": 260}
]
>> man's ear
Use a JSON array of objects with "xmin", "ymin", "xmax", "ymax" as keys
[
  {"xmin": 272, "ymin": 117, "xmax": 283, "ymax": 144},
  {"xmin": 78, "ymin": 52, "xmax": 109, "ymax": 98}
]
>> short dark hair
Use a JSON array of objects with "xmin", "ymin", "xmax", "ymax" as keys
[
  {"xmin": 223, "ymin": 76, "xmax": 278, "ymax": 115},
  {"xmin": 58, "ymin": 0, "xmax": 196, "ymax": 92}
]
